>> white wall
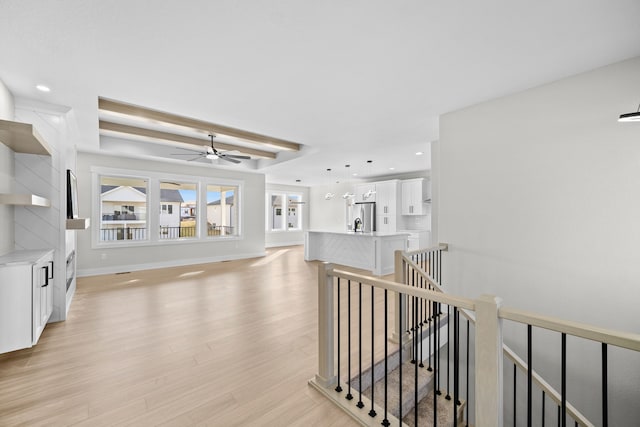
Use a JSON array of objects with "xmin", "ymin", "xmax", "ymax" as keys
[
  {"xmin": 439, "ymin": 56, "xmax": 640, "ymax": 425},
  {"xmin": 76, "ymin": 152, "xmax": 266, "ymax": 275},
  {"xmin": 265, "ymin": 183, "xmax": 309, "ymax": 247},
  {"xmin": 0, "ymin": 79, "xmax": 15, "ymax": 256}
]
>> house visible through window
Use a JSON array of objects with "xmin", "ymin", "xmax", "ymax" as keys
[
  {"xmin": 99, "ymin": 176, "xmax": 148, "ymax": 242},
  {"xmin": 95, "ymin": 169, "xmax": 242, "ymax": 247},
  {"xmin": 159, "ymin": 181, "xmax": 197, "ymax": 239},
  {"xmin": 206, "ymin": 184, "xmax": 238, "ymax": 237}
]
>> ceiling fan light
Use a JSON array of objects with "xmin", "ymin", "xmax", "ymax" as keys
[{"xmin": 206, "ymin": 153, "xmax": 219, "ymax": 160}]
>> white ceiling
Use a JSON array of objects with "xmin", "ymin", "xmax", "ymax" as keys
[{"xmin": 1, "ymin": 1, "xmax": 639, "ymax": 186}]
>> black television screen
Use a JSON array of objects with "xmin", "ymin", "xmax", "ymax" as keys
[{"xmin": 66, "ymin": 169, "xmax": 78, "ymax": 219}]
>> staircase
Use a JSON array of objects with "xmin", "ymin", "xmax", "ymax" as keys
[
  {"xmin": 310, "ymin": 245, "xmax": 640, "ymax": 426},
  {"xmin": 350, "ymin": 346, "xmax": 466, "ymax": 426}
]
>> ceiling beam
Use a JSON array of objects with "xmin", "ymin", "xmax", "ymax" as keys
[
  {"xmin": 99, "ymin": 120, "xmax": 277, "ymax": 159},
  {"xmin": 98, "ymin": 97, "xmax": 301, "ymax": 152}
]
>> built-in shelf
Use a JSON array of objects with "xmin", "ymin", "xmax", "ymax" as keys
[
  {"xmin": 66, "ymin": 218, "xmax": 90, "ymax": 230},
  {"xmin": 0, "ymin": 193, "xmax": 51, "ymax": 207},
  {"xmin": 0, "ymin": 119, "xmax": 52, "ymax": 156}
]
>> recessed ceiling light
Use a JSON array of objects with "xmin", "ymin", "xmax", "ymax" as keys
[
  {"xmin": 36, "ymin": 84, "xmax": 50, "ymax": 92},
  {"xmin": 415, "ymin": 151, "xmax": 424, "ymax": 156},
  {"xmin": 352, "ymin": 173, "xmax": 358, "ymax": 176},
  {"xmin": 389, "ymin": 167, "xmax": 395, "ymax": 170}
]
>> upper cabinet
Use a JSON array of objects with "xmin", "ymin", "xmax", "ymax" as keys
[
  {"xmin": 0, "ymin": 119, "xmax": 52, "ymax": 156},
  {"xmin": 401, "ymin": 178, "xmax": 429, "ymax": 215}
]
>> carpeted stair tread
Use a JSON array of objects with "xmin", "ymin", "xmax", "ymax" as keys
[
  {"xmin": 361, "ymin": 359, "xmax": 434, "ymax": 419},
  {"xmin": 402, "ymin": 390, "xmax": 466, "ymax": 427}
]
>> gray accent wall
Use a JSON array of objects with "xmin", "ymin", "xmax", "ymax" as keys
[{"xmin": 76, "ymin": 151, "xmax": 266, "ymax": 275}]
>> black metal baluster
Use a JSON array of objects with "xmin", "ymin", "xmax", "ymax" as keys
[
  {"xmin": 513, "ymin": 363, "xmax": 517, "ymax": 427},
  {"xmin": 453, "ymin": 307, "xmax": 459, "ymax": 427},
  {"xmin": 561, "ymin": 333, "xmax": 566, "ymax": 427},
  {"xmin": 414, "ymin": 295, "xmax": 419, "ymax": 426},
  {"xmin": 557, "ymin": 405, "xmax": 561, "ymax": 427},
  {"xmin": 427, "ymin": 285, "xmax": 432, "ymax": 372},
  {"xmin": 336, "ymin": 278, "xmax": 343, "ymax": 392},
  {"xmin": 465, "ymin": 319, "xmax": 469, "ymax": 427},
  {"xmin": 357, "ymin": 282, "xmax": 364, "ymax": 409},
  {"xmin": 542, "ymin": 390, "xmax": 545, "ymax": 427},
  {"xmin": 446, "ymin": 304, "xmax": 451, "ymax": 400},
  {"xmin": 382, "ymin": 289, "xmax": 390, "ymax": 427},
  {"xmin": 436, "ymin": 302, "xmax": 441, "ymax": 395},
  {"xmin": 431, "ymin": 301, "xmax": 440, "ymax": 426},
  {"xmin": 419, "ymin": 273, "xmax": 424, "ymax": 368},
  {"xmin": 602, "ymin": 342, "xmax": 608, "ymax": 427},
  {"xmin": 346, "ymin": 280, "xmax": 353, "ymax": 401},
  {"xmin": 528, "ymin": 324, "xmax": 532, "ymax": 427},
  {"xmin": 399, "ymin": 292, "xmax": 403, "ymax": 420},
  {"xmin": 369, "ymin": 286, "xmax": 376, "ymax": 417}
]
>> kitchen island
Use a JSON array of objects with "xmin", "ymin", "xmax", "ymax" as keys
[{"xmin": 304, "ymin": 230, "xmax": 409, "ymax": 276}]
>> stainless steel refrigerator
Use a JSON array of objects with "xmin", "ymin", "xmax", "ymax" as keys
[{"xmin": 347, "ymin": 202, "xmax": 376, "ymax": 232}]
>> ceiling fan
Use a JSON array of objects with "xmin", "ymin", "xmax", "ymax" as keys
[{"xmin": 171, "ymin": 134, "xmax": 251, "ymax": 164}]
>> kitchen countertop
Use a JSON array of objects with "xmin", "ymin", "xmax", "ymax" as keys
[{"xmin": 307, "ymin": 230, "xmax": 410, "ymax": 237}]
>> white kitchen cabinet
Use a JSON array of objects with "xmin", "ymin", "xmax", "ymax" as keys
[
  {"xmin": 375, "ymin": 180, "xmax": 400, "ymax": 232},
  {"xmin": 402, "ymin": 178, "xmax": 428, "ymax": 215},
  {"xmin": 355, "ymin": 183, "xmax": 376, "ymax": 203},
  {"xmin": 0, "ymin": 250, "xmax": 54, "ymax": 354}
]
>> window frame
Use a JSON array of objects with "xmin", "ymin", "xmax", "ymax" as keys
[
  {"xmin": 91, "ymin": 166, "xmax": 243, "ymax": 249},
  {"xmin": 266, "ymin": 191, "xmax": 303, "ymax": 233}
]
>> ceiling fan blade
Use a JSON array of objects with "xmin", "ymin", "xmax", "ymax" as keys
[
  {"xmin": 185, "ymin": 155, "xmax": 205, "ymax": 161},
  {"xmin": 171, "ymin": 153, "xmax": 204, "ymax": 156},
  {"xmin": 219, "ymin": 156, "xmax": 241, "ymax": 164}
]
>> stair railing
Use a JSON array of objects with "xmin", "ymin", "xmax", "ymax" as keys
[
  {"xmin": 310, "ymin": 262, "xmax": 476, "ymax": 426},
  {"xmin": 401, "ymin": 245, "xmax": 640, "ymax": 427}
]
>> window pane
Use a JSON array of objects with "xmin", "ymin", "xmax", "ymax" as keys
[
  {"xmin": 270, "ymin": 194, "xmax": 284, "ymax": 231},
  {"xmin": 160, "ymin": 181, "xmax": 197, "ymax": 239},
  {"xmin": 207, "ymin": 184, "xmax": 238, "ymax": 236},
  {"xmin": 100, "ymin": 176, "xmax": 148, "ymax": 242},
  {"xmin": 287, "ymin": 195, "xmax": 302, "ymax": 229}
]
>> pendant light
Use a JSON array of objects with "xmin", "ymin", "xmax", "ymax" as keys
[
  {"xmin": 342, "ymin": 164, "xmax": 355, "ymax": 199},
  {"xmin": 324, "ymin": 168, "xmax": 335, "ymax": 200},
  {"xmin": 619, "ymin": 104, "xmax": 640, "ymax": 122}
]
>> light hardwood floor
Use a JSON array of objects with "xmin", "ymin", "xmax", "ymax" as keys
[{"xmin": 0, "ymin": 246, "xmax": 360, "ymax": 426}]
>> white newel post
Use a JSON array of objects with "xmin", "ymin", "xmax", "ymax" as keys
[
  {"xmin": 392, "ymin": 250, "xmax": 406, "ymax": 343},
  {"xmin": 475, "ymin": 294, "xmax": 504, "ymax": 427},
  {"xmin": 315, "ymin": 262, "xmax": 336, "ymax": 388}
]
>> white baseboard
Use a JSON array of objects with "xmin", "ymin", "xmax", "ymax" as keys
[
  {"xmin": 77, "ymin": 251, "xmax": 267, "ymax": 277},
  {"xmin": 265, "ymin": 241, "xmax": 304, "ymax": 248}
]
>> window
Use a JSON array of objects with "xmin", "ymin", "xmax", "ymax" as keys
[
  {"xmin": 93, "ymin": 167, "xmax": 243, "ymax": 247},
  {"xmin": 99, "ymin": 175, "xmax": 148, "ymax": 242},
  {"xmin": 159, "ymin": 181, "xmax": 197, "ymax": 239},
  {"xmin": 206, "ymin": 184, "xmax": 238, "ymax": 237},
  {"xmin": 267, "ymin": 192, "xmax": 302, "ymax": 231}
]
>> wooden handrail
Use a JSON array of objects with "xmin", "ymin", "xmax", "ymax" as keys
[
  {"xmin": 500, "ymin": 307, "xmax": 640, "ymax": 352},
  {"xmin": 329, "ymin": 266, "xmax": 476, "ymax": 311}
]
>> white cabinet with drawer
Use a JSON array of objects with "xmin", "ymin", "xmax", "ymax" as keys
[{"xmin": 0, "ymin": 250, "xmax": 54, "ymax": 354}]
